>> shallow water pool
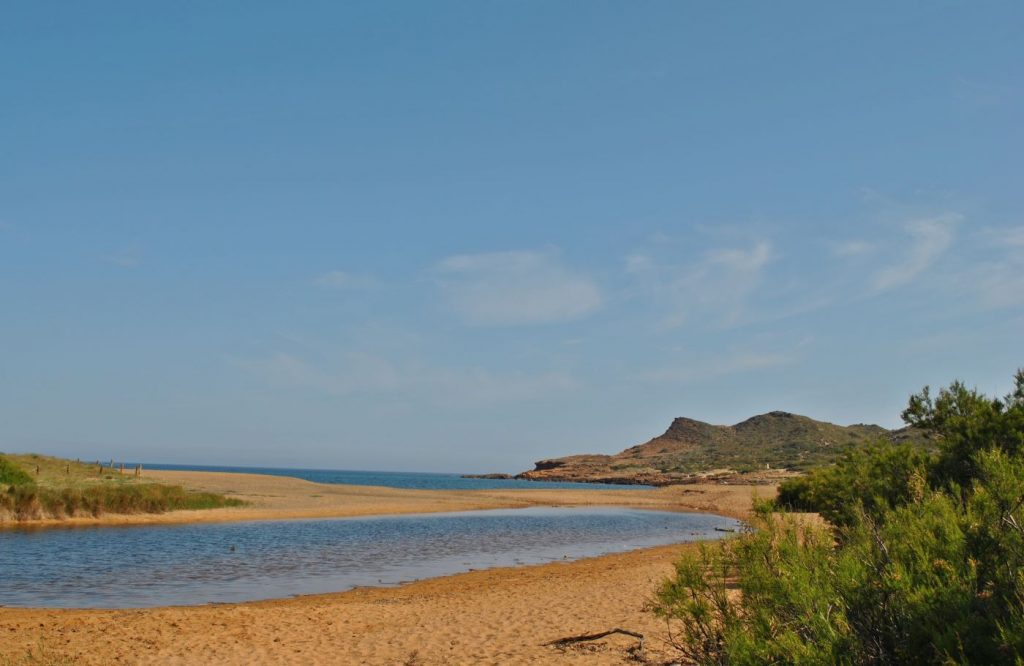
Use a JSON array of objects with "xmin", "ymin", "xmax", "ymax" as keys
[{"xmin": 0, "ymin": 507, "xmax": 740, "ymax": 608}]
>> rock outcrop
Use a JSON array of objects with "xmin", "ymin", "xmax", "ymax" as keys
[{"xmin": 517, "ymin": 411, "xmax": 915, "ymax": 486}]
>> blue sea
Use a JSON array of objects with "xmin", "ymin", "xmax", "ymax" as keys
[{"xmin": 141, "ymin": 463, "xmax": 652, "ymax": 491}]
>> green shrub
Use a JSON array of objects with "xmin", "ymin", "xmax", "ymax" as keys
[
  {"xmin": 0, "ymin": 455, "xmax": 33, "ymax": 486},
  {"xmin": 0, "ymin": 477, "xmax": 243, "ymax": 519},
  {"xmin": 777, "ymin": 370, "xmax": 1024, "ymax": 527},
  {"xmin": 776, "ymin": 442, "xmax": 931, "ymax": 527},
  {"xmin": 656, "ymin": 504, "xmax": 856, "ymax": 665},
  {"xmin": 904, "ymin": 370, "xmax": 1024, "ymax": 491},
  {"xmin": 657, "ymin": 370, "xmax": 1024, "ymax": 664},
  {"xmin": 658, "ymin": 465, "xmax": 1024, "ymax": 664}
]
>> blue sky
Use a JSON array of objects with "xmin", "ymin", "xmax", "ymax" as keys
[{"xmin": 2, "ymin": 2, "xmax": 1022, "ymax": 472}]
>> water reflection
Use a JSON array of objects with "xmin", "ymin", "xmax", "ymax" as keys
[{"xmin": 0, "ymin": 507, "xmax": 739, "ymax": 608}]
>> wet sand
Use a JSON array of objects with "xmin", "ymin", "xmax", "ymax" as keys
[{"xmin": 0, "ymin": 470, "xmax": 772, "ymax": 664}]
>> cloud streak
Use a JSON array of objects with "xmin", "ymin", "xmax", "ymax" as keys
[
  {"xmin": 433, "ymin": 250, "xmax": 602, "ymax": 326},
  {"xmin": 638, "ymin": 349, "xmax": 796, "ymax": 384},
  {"xmin": 996, "ymin": 226, "xmax": 1024, "ymax": 248},
  {"xmin": 237, "ymin": 351, "xmax": 578, "ymax": 405},
  {"xmin": 312, "ymin": 270, "xmax": 377, "ymax": 289},
  {"xmin": 967, "ymin": 226, "xmax": 1024, "ymax": 309},
  {"xmin": 832, "ymin": 240, "xmax": 874, "ymax": 257},
  {"xmin": 870, "ymin": 214, "xmax": 960, "ymax": 292},
  {"xmin": 626, "ymin": 240, "xmax": 775, "ymax": 329},
  {"xmin": 101, "ymin": 244, "xmax": 143, "ymax": 269}
]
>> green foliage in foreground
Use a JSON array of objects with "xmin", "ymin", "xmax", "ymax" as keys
[
  {"xmin": 655, "ymin": 370, "xmax": 1024, "ymax": 664},
  {"xmin": 0, "ymin": 454, "xmax": 243, "ymax": 520},
  {"xmin": 0, "ymin": 456, "xmax": 34, "ymax": 486},
  {"xmin": 775, "ymin": 441, "xmax": 931, "ymax": 527}
]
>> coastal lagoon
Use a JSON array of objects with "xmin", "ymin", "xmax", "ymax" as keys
[
  {"xmin": 0, "ymin": 507, "xmax": 739, "ymax": 608},
  {"xmin": 142, "ymin": 464, "xmax": 654, "ymax": 490}
]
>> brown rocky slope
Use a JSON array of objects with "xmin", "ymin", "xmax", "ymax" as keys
[{"xmin": 517, "ymin": 411, "xmax": 907, "ymax": 486}]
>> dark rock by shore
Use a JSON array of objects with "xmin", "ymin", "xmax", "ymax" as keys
[{"xmin": 461, "ymin": 473, "xmax": 513, "ymax": 480}]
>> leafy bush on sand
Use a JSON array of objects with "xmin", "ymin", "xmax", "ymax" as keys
[{"xmin": 656, "ymin": 370, "xmax": 1024, "ymax": 664}]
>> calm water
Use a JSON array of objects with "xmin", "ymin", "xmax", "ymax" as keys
[
  {"xmin": 0, "ymin": 507, "xmax": 739, "ymax": 608},
  {"xmin": 142, "ymin": 463, "xmax": 654, "ymax": 490}
]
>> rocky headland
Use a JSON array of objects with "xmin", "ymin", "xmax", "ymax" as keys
[{"xmin": 517, "ymin": 411, "xmax": 922, "ymax": 486}]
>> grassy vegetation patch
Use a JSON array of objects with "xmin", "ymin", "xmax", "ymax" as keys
[
  {"xmin": 0, "ymin": 456, "xmax": 33, "ymax": 486},
  {"xmin": 0, "ymin": 453, "xmax": 243, "ymax": 521}
]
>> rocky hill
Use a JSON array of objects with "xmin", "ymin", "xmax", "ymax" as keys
[{"xmin": 517, "ymin": 411, "xmax": 918, "ymax": 486}]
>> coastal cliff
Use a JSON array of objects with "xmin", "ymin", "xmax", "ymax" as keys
[{"xmin": 517, "ymin": 411, "xmax": 913, "ymax": 486}]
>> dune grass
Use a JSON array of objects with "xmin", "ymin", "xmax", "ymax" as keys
[
  {"xmin": 0, "ymin": 453, "xmax": 243, "ymax": 521},
  {"xmin": 0, "ymin": 456, "xmax": 34, "ymax": 486}
]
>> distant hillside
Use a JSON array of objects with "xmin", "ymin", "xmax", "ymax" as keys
[{"xmin": 518, "ymin": 411, "xmax": 924, "ymax": 486}]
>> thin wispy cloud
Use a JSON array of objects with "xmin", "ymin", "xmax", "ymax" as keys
[
  {"xmin": 994, "ymin": 226, "xmax": 1024, "ymax": 248},
  {"xmin": 624, "ymin": 252, "xmax": 655, "ymax": 274},
  {"xmin": 100, "ymin": 244, "xmax": 143, "ymax": 269},
  {"xmin": 639, "ymin": 350, "xmax": 796, "ymax": 384},
  {"xmin": 236, "ymin": 352, "xmax": 400, "ymax": 395},
  {"xmin": 237, "ymin": 351, "xmax": 578, "ymax": 405},
  {"xmin": 870, "ymin": 214, "xmax": 960, "ymax": 292},
  {"xmin": 832, "ymin": 240, "xmax": 874, "ymax": 257},
  {"xmin": 965, "ymin": 226, "xmax": 1024, "ymax": 309},
  {"xmin": 433, "ymin": 250, "xmax": 602, "ymax": 326},
  {"xmin": 970, "ymin": 263, "xmax": 1024, "ymax": 310},
  {"xmin": 952, "ymin": 76, "xmax": 1020, "ymax": 109},
  {"xmin": 627, "ymin": 240, "xmax": 775, "ymax": 329},
  {"xmin": 312, "ymin": 270, "xmax": 377, "ymax": 289},
  {"xmin": 704, "ymin": 241, "xmax": 773, "ymax": 274}
]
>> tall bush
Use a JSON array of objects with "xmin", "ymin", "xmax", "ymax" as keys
[{"xmin": 657, "ymin": 370, "xmax": 1024, "ymax": 664}]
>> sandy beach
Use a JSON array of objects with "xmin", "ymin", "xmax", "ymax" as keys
[
  {"xmin": 3, "ymin": 469, "xmax": 766, "ymax": 528},
  {"xmin": 1, "ymin": 470, "xmax": 770, "ymax": 664}
]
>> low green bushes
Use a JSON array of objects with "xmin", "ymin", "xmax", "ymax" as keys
[
  {"xmin": 656, "ymin": 370, "xmax": 1024, "ymax": 664},
  {"xmin": 0, "ymin": 454, "xmax": 243, "ymax": 520},
  {"xmin": 0, "ymin": 482, "xmax": 243, "ymax": 520},
  {"xmin": 0, "ymin": 456, "xmax": 34, "ymax": 486},
  {"xmin": 775, "ymin": 441, "xmax": 931, "ymax": 527}
]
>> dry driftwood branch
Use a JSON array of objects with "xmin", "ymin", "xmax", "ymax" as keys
[{"xmin": 545, "ymin": 627, "xmax": 645, "ymax": 652}]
